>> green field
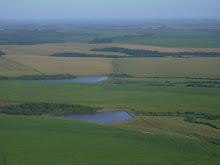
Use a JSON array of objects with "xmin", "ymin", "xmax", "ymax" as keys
[
  {"xmin": 0, "ymin": 115, "xmax": 219, "ymax": 165},
  {"xmin": 0, "ymin": 81, "xmax": 220, "ymax": 115}
]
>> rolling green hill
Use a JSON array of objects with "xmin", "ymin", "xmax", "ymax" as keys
[{"xmin": 0, "ymin": 115, "xmax": 219, "ymax": 165}]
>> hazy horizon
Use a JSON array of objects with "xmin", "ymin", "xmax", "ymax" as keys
[{"xmin": 0, "ymin": 0, "xmax": 220, "ymax": 20}]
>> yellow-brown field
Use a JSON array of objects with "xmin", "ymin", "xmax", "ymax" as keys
[
  {"xmin": 0, "ymin": 57, "xmax": 39, "ymax": 76},
  {"xmin": 1, "ymin": 43, "xmax": 220, "ymax": 78},
  {"xmin": 5, "ymin": 55, "xmax": 113, "ymax": 76},
  {"xmin": 114, "ymin": 57, "xmax": 220, "ymax": 78}
]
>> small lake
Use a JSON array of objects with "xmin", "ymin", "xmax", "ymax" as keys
[
  {"xmin": 37, "ymin": 77, "xmax": 108, "ymax": 83},
  {"xmin": 56, "ymin": 111, "xmax": 133, "ymax": 124}
]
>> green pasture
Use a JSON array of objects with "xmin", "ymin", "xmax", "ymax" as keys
[
  {"xmin": 0, "ymin": 81, "xmax": 220, "ymax": 114},
  {"xmin": 0, "ymin": 115, "xmax": 219, "ymax": 165}
]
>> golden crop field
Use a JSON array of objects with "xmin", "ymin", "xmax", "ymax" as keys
[
  {"xmin": 1, "ymin": 43, "xmax": 220, "ymax": 78},
  {"xmin": 121, "ymin": 44, "xmax": 220, "ymax": 53},
  {"xmin": 5, "ymin": 55, "xmax": 114, "ymax": 76},
  {"xmin": 114, "ymin": 57, "xmax": 220, "ymax": 78}
]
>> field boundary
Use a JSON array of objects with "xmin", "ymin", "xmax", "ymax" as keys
[{"xmin": 1, "ymin": 57, "xmax": 44, "ymax": 75}]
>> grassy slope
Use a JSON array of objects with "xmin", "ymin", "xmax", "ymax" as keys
[
  {"xmin": 0, "ymin": 81, "xmax": 220, "ymax": 115},
  {"xmin": 111, "ymin": 116, "xmax": 220, "ymax": 143},
  {"xmin": 114, "ymin": 57, "xmax": 220, "ymax": 78},
  {"xmin": 0, "ymin": 115, "xmax": 219, "ymax": 165}
]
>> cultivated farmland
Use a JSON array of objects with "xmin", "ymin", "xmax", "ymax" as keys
[
  {"xmin": 114, "ymin": 57, "xmax": 220, "ymax": 78},
  {"xmin": 0, "ymin": 21, "xmax": 220, "ymax": 165}
]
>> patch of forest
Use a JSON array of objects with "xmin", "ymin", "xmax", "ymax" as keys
[
  {"xmin": 0, "ymin": 74, "xmax": 77, "ymax": 80},
  {"xmin": 108, "ymin": 73, "xmax": 133, "ymax": 78},
  {"xmin": 0, "ymin": 50, "xmax": 6, "ymax": 56},
  {"xmin": 89, "ymin": 38, "xmax": 112, "ymax": 44},
  {"xmin": 0, "ymin": 103, "xmax": 101, "ymax": 116},
  {"xmin": 91, "ymin": 47, "xmax": 220, "ymax": 57},
  {"xmin": 88, "ymin": 34, "xmax": 154, "ymax": 44}
]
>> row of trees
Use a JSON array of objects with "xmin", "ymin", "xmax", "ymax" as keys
[
  {"xmin": 0, "ymin": 103, "xmax": 101, "ymax": 116},
  {"xmin": 106, "ymin": 78, "xmax": 220, "ymax": 88},
  {"xmin": 50, "ymin": 49, "xmax": 220, "ymax": 59},
  {"xmin": 133, "ymin": 110, "xmax": 220, "ymax": 120},
  {"xmin": 185, "ymin": 83, "xmax": 216, "ymax": 88},
  {"xmin": 91, "ymin": 47, "xmax": 220, "ymax": 57},
  {"xmin": 184, "ymin": 117, "xmax": 219, "ymax": 129},
  {"xmin": 88, "ymin": 34, "xmax": 154, "ymax": 44},
  {"xmin": 108, "ymin": 73, "xmax": 133, "ymax": 78},
  {"xmin": 0, "ymin": 74, "xmax": 77, "ymax": 80},
  {"xmin": 89, "ymin": 38, "xmax": 112, "ymax": 44},
  {"xmin": 51, "ymin": 52, "xmax": 122, "ymax": 58}
]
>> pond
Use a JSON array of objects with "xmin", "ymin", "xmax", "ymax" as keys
[
  {"xmin": 37, "ymin": 77, "xmax": 108, "ymax": 83},
  {"xmin": 56, "ymin": 111, "xmax": 133, "ymax": 124}
]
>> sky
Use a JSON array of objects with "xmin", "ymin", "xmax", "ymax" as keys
[{"xmin": 0, "ymin": 0, "xmax": 220, "ymax": 20}]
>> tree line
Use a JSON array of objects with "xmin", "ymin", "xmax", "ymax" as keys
[
  {"xmin": 0, "ymin": 74, "xmax": 77, "ymax": 80},
  {"xmin": 51, "ymin": 52, "xmax": 124, "ymax": 58},
  {"xmin": 50, "ymin": 49, "xmax": 220, "ymax": 58},
  {"xmin": 0, "ymin": 103, "xmax": 101, "ymax": 116},
  {"xmin": 108, "ymin": 73, "xmax": 133, "ymax": 78},
  {"xmin": 133, "ymin": 110, "xmax": 220, "ymax": 120},
  {"xmin": 88, "ymin": 34, "xmax": 154, "ymax": 44},
  {"xmin": 184, "ymin": 117, "xmax": 219, "ymax": 129},
  {"xmin": 91, "ymin": 47, "xmax": 220, "ymax": 57},
  {"xmin": 89, "ymin": 38, "xmax": 112, "ymax": 44}
]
